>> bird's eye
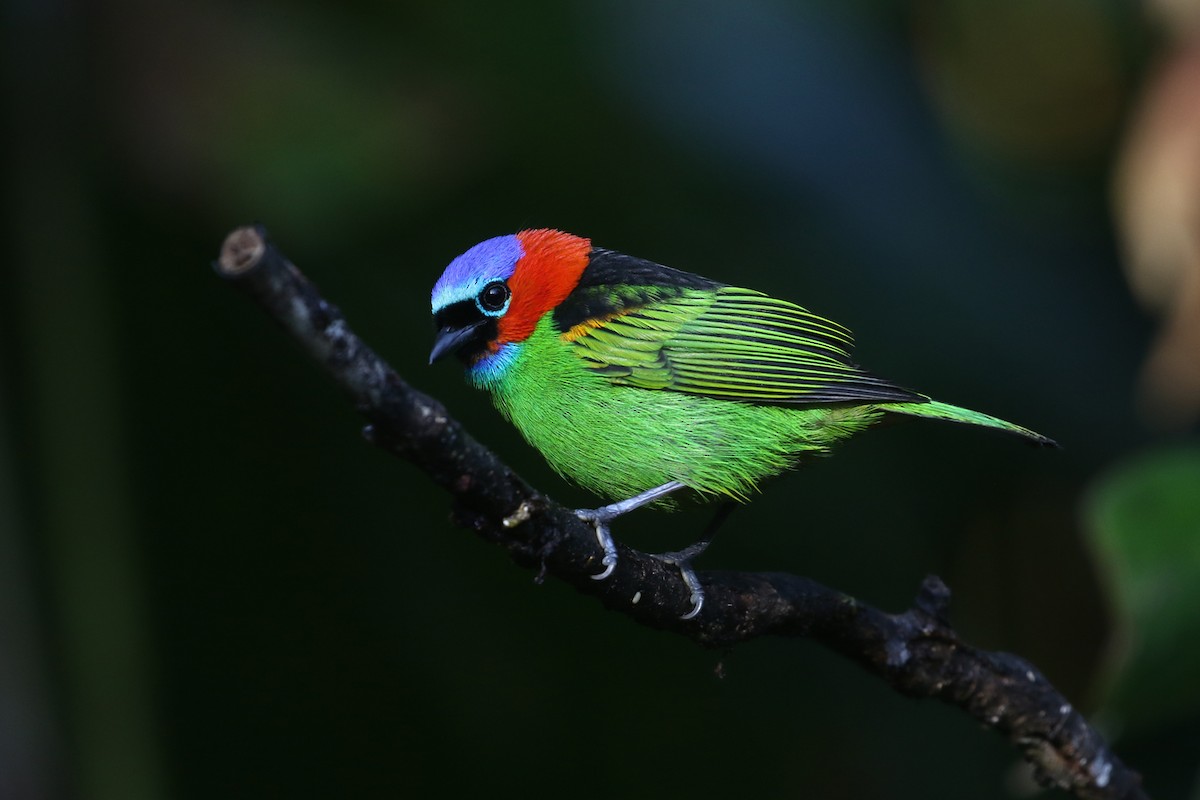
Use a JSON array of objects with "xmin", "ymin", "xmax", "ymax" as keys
[{"xmin": 478, "ymin": 281, "xmax": 510, "ymax": 313}]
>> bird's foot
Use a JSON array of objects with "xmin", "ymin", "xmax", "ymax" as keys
[
  {"xmin": 575, "ymin": 508, "xmax": 619, "ymax": 580},
  {"xmin": 575, "ymin": 481, "xmax": 688, "ymax": 582},
  {"xmin": 653, "ymin": 538, "xmax": 713, "ymax": 620}
]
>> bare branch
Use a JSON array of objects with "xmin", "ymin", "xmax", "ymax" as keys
[{"xmin": 215, "ymin": 225, "xmax": 1147, "ymax": 800}]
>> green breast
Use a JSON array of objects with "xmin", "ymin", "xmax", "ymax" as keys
[{"xmin": 482, "ymin": 317, "xmax": 881, "ymax": 502}]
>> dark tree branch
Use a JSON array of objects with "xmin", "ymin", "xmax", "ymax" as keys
[{"xmin": 215, "ymin": 225, "xmax": 1147, "ymax": 800}]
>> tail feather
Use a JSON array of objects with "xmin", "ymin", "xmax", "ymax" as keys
[{"xmin": 876, "ymin": 400, "xmax": 1057, "ymax": 447}]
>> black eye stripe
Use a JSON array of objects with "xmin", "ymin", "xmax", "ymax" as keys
[{"xmin": 434, "ymin": 299, "xmax": 483, "ymax": 329}]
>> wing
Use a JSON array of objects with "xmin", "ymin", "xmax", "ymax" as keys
[{"xmin": 554, "ymin": 253, "xmax": 923, "ymax": 406}]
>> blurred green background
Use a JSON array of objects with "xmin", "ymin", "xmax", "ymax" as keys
[{"xmin": 5, "ymin": 0, "xmax": 1200, "ymax": 798}]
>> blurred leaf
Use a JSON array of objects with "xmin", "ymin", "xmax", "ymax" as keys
[
  {"xmin": 1085, "ymin": 446, "xmax": 1200, "ymax": 735},
  {"xmin": 1114, "ymin": 41, "xmax": 1200, "ymax": 429}
]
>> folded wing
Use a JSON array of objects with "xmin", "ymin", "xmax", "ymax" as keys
[{"xmin": 563, "ymin": 285, "xmax": 925, "ymax": 406}]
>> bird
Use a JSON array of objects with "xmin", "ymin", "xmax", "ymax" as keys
[{"xmin": 429, "ymin": 229, "xmax": 1054, "ymax": 618}]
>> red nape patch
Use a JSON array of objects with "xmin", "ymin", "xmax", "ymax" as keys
[{"xmin": 500, "ymin": 229, "xmax": 591, "ymax": 344}]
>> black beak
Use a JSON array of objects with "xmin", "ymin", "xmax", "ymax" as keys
[{"xmin": 429, "ymin": 320, "xmax": 488, "ymax": 364}]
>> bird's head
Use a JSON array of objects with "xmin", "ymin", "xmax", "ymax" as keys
[{"xmin": 429, "ymin": 229, "xmax": 591, "ymax": 376}]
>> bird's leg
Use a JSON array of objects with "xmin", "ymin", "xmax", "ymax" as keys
[
  {"xmin": 576, "ymin": 481, "xmax": 687, "ymax": 581},
  {"xmin": 653, "ymin": 501, "xmax": 737, "ymax": 620}
]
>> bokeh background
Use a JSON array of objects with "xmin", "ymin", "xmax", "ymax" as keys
[{"xmin": 5, "ymin": 0, "xmax": 1200, "ymax": 798}]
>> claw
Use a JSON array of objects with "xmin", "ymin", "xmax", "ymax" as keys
[
  {"xmin": 654, "ymin": 540, "xmax": 711, "ymax": 620},
  {"xmin": 592, "ymin": 556, "xmax": 616, "ymax": 581},
  {"xmin": 678, "ymin": 563, "xmax": 705, "ymax": 620},
  {"xmin": 576, "ymin": 509, "xmax": 618, "ymax": 580}
]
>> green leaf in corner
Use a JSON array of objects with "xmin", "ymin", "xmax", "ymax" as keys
[{"xmin": 1084, "ymin": 446, "xmax": 1200, "ymax": 736}]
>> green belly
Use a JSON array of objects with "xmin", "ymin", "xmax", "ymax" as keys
[{"xmin": 481, "ymin": 319, "xmax": 881, "ymax": 502}]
